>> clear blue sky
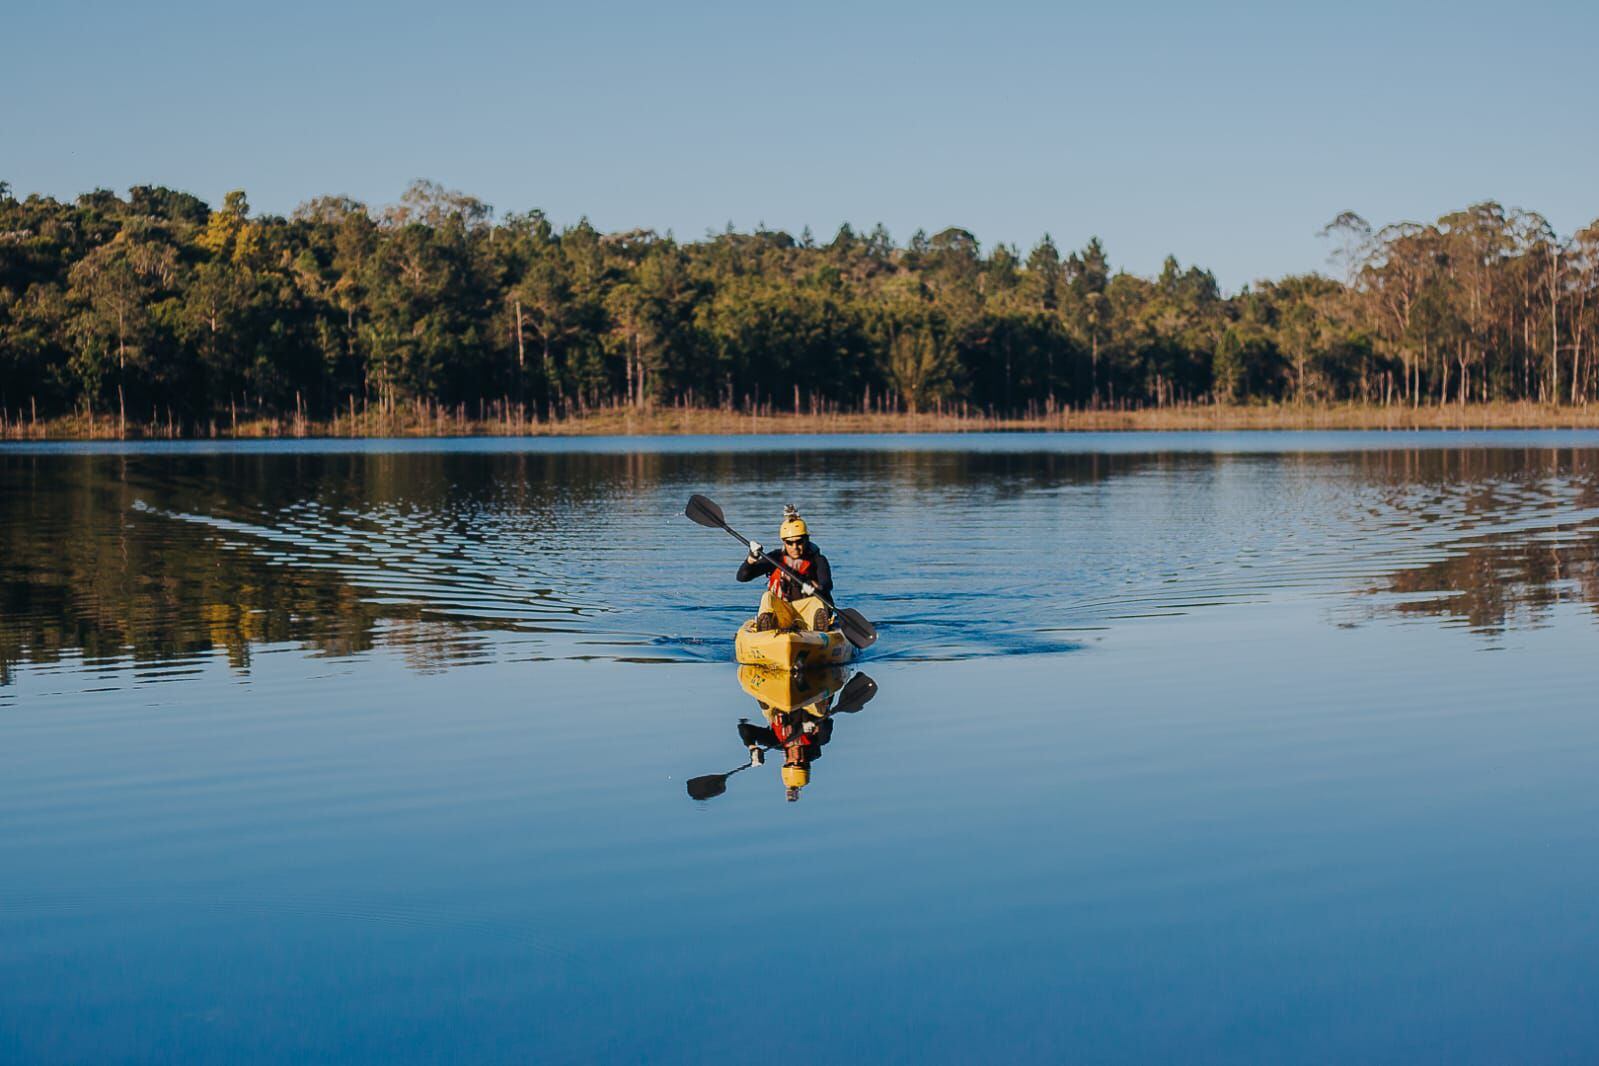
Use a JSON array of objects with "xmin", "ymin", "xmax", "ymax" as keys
[{"xmin": 5, "ymin": 0, "xmax": 1595, "ymax": 291}]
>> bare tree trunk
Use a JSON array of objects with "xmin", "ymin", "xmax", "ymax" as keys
[
  {"xmin": 1575, "ymin": 318, "xmax": 1587, "ymax": 405},
  {"xmin": 513, "ymin": 298, "xmax": 525, "ymax": 369},
  {"xmin": 625, "ymin": 341, "xmax": 635, "ymax": 409},
  {"xmin": 1550, "ymin": 245, "xmax": 1561, "ymax": 403}
]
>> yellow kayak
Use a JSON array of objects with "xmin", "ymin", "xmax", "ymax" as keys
[{"xmin": 734, "ymin": 620, "xmax": 855, "ymax": 670}]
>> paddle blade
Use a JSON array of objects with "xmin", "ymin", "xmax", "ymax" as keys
[
  {"xmin": 685, "ymin": 494, "xmax": 726, "ymax": 529},
  {"xmin": 833, "ymin": 672, "xmax": 878, "ymax": 714},
  {"xmin": 838, "ymin": 607, "xmax": 877, "ymax": 650},
  {"xmin": 686, "ymin": 774, "xmax": 729, "ymax": 800}
]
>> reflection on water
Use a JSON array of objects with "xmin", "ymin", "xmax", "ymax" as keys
[
  {"xmin": 1364, "ymin": 518, "xmax": 1599, "ymax": 634},
  {"xmin": 4, "ymin": 438, "xmax": 1599, "ymax": 688},
  {"xmin": 687, "ymin": 666, "xmax": 880, "ymax": 803},
  {"xmin": 9, "ymin": 434, "xmax": 1599, "ymax": 1062}
]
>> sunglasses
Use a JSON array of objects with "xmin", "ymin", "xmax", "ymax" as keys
[{"xmin": 783, "ymin": 538, "xmax": 806, "ymax": 546}]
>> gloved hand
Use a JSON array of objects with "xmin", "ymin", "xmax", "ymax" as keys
[
  {"xmin": 799, "ymin": 581, "xmax": 817, "ymax": 597},
  {"xmin": 802, "ymin": 720, "xmax": 819, "ymax": 734},
  {"xmin": 747, "ymin": 540, "xmax": 763, "ymax": 562}
]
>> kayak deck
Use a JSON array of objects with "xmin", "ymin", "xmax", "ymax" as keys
[{"xmin": 734, "ymin": 620, "xmax": 854, "ymax": 670}]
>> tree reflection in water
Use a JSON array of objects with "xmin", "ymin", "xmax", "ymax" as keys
[
  {"xmin": 1364, "ymin": 521, "xmax": 1599, "ymax": 635},
  {"xmin": 7, "ymin": 442, "xmax": 1599, "ymax": 686}
]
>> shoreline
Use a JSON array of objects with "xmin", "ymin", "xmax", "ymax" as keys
[{"xmin": 7, "ymin": 402, "xmax": 1599, "ymax": 441}]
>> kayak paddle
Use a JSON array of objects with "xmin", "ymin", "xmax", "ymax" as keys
[{"xmin": 684, "ymin": 494, "xmax": 878, "ymax": 650}]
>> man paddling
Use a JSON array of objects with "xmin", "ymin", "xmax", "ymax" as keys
[{"xmin": 737, "ymin": 504, "xmax": 834, "ymax": 632}]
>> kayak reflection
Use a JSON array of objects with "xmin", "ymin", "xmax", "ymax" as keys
[{"xmin": 686, "ymin": 666, "xmax": 879, "ymax": 803}]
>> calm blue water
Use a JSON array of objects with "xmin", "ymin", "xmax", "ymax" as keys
[{"xmin": 3, "ymin": 433, "xmax": 1599, "ymax": 1063}]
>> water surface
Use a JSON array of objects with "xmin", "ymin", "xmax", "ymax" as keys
[{"xmin": 3, "ymin": 433, "xmax": 1599, "ymax": 1062}]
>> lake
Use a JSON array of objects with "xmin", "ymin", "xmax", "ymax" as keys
[{"xmin": 4, "ymin": 432, "xmax": 1599, "ymax": 1063}]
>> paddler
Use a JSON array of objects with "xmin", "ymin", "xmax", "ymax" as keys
[{"xmin": 737, "ymin": 504, "xmax": 833, "ymax": 632}]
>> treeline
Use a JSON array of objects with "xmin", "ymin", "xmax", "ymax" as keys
[{"xmin": 2, "ymin": 179, "xmax": 1597, "ymax": 431}]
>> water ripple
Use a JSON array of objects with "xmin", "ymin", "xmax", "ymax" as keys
[{"xmin": 3, "ymin": 443, "xmax": 1598, "ymax": 685}]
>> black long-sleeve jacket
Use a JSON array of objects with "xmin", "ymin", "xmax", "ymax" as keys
[{"xmin": 736, "ymin": 542, "xmax": 833, "ymax": 599}]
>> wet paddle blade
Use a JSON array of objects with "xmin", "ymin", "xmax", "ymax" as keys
[
  {"xmin": 685, "ymin": 494, "xmax": 726, "ymax": 529},
  {"xmin": 838, "ymin": 607, "xmax": 877, "ymax": 650}
]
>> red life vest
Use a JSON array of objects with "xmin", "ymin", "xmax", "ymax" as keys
[{"xmin": 768, "ymin": 552, "xmax": 814, "ymax": 599}]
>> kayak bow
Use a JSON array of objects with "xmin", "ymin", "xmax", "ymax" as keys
[{"xmin": 735, "ymin": 623, "xmax": 854, "ymax": 671}]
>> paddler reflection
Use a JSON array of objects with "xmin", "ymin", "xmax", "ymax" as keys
[{"xmin": 686, "ymin": 665, "xmax": 878, "ymax": 803}]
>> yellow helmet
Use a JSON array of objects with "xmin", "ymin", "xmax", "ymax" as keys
[
  {"xmin": 781, "ymin": 765, "xmax": 810, "ymax": 789},
  {"xmin": 780, "ymin": 503, "xmax": 809, "ymax": 541}
]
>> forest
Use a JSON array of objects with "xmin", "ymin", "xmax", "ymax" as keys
[{"xmin": 2, "ymin": 179, "xmax": 1597, "ymax": 433}]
